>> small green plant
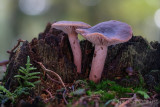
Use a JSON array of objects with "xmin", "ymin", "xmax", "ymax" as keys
[
  {"xmin": 14, "ymin": 56, "xmax": 40, "ymax": 87},
  {"xmin": 0, "ymin": 56, "xmax": 41, "ymax": 104},
  {"xmin": 0, "ymin": 86, "xmax": 29, "ymax": 103}
]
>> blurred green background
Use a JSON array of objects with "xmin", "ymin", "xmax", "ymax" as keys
[{"xmin": 0, "ymin": 0, "xmax": 160, "ymax": 61}]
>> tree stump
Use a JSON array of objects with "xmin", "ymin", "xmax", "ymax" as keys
[{"xmin": 4, "ymin": 23, "xmax": 160, "ymax": 92}]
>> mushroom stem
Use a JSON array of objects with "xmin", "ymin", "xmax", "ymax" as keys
[
  {"xmin": 68, "ymin": 33, "xmax": 82, "ymax": 73},
  {"xmin": 89, "ymin": 45, "xmax": 108, "ymax": 83}
]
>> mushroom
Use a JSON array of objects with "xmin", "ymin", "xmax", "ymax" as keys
[
  {"xmin": 126, "ymin": 67, "xmax": 134, "ymax": 76},
  {"xmin": 76, "ymin": 20, "xmax": 133, "ymax": 83},
  {"xmin": 52, "ymin": 21, "xmax": 91, "ymax": 73}
]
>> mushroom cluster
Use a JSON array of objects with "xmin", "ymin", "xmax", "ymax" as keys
[{"xmin": 52, "ymin": 20, "xmax": 133, "ymax": 83}]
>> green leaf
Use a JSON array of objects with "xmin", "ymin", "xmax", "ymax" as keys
[
  {"xmin": 26, "ymin": 63, "xmax": 32, "ymax": 67},
  {"xmin": 27, "ymin": 76, "xmax": 40, "ymax": 80},
  {"xmin": 28, "ymin": 72, "xmax": 40, "ymax": 76},
  {"xmin": 20, "ymin": 67, "xmax": 27, "ymax": 72},
  {"xmin": 27, "ymin": 56, "xmax": 30, "ymax": 63},
  {"xmin": 33, "ymin": 80, "xmax": 41, "ymax": 84},
  {"xmin": 14, "ymin": 75, "xmax": 25, "ymax": 79},
  {"xmin": 24, "ymin": 81, "xmax": 35, "ymax": 87},
  {"xmin": 136, "ymin": 90, "xmax": 150, "ymax": 99},
  {"xmin": 18, "ymin": 69, "xmax": 26, "ymax": 74},
  {"xmin": 14, "ymin": 87, "xmax": 30, "ymax": 97},
  {"xmin": 0, "ymin": 86, "xmax": 13, "ymax": 97},
  {"xmin": 28, "ymin": 67, "xmax": 37, "ymax": 71}
]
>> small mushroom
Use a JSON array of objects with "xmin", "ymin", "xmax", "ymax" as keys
[
  {"xmin": 76, "ymin": 20, "xmax": 133, "ymax": 83},
  {"xmin": 126, "ymin": 67, "xmax": 134, "ymax": 76},
  {"xmin": 52, "ymin": 21, "xmax": 91, "ymax": 73}
]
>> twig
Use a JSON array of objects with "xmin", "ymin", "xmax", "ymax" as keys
[
  {"xmin": 0, "ymin": 60, "xmax": 9, "ymax": 66},
  {"xmin": 7, "ymin": 39, "xmax": 25, "ymax": 54},
  {"xmin": 43, "ymin": 89, "xmax": 55, "ymax": 103},
  {"xmin": 120, "ymin": 98, "xmax": 131, "ymax": 100},
  {"xmin": 46, "ymin": 74, "xmax": 61, "ymax": 84},
  {"xmin": 63, "ymin": 89, "xmax": 68, "ymax": 105},
  {"xmin": 44, "ymin": 89, "xmax": 53, "ymax": 99},
  {"xmin": 37, "ymin": 62, "xmax": 66, "ymax": 89},
  {"xmin": 118, "ymin": 94, "xmax": 136, "ymax": 107}
]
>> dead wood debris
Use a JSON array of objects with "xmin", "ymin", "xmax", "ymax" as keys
[
  {"xmin": 37, "ymin": 62, "xmax": 66, "ymax": 89},
  {"xmin": 7, "ymin": 39, "xmax": 25, "ymax": 54},
  {"xmin": 117, "ymin": 94, "xmax": 136, "ymax": 107},
  {"xmin": 46, "ymin": 74, "xmax": 61, "ymax": 84},
  {"xmin": 43, "ymin": 89, "xmax": 54, "ymax": 103}
]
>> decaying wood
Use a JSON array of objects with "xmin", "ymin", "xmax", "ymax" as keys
[
  {"xmin": 7, "ymin": 39, "xmax": 25, "ymax": 54},
  {"xmin": 118, "ymin": 94, "xmax": 136, "ymax": 107}
]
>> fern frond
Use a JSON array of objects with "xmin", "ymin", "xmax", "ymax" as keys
[
  {"xmin": 28, "ymin": 72, "xmax": 40, "ymax": 76},
  {"xmin": 18, "ymin": 69, "xmax": 26, "ymax": 74},
  {"xmin": 0, "ymin": 86, "xmax": 13, "ymax": 97},
  {"xmin": 14, "ymin": 75, "xmax": 25, "ymax": 79},
  {"xmin": 14, "ymin": 87, "xmax": 29, "ymax": 97},
  {"xmin": 14, "ymin": 56, "xmax": 40, "ymax": 88},
  {"xmin": 32, "ymin": 80, "xmax": 41, "ymax": 84},
  {"xmin": 24, "ymin": 81, "xmax": 35, "ymax": 87},
  {"xmin": 28, "ymin": 67, "xmax": 37, "ymax": 71},
  {"xmin": 19, "ymin": 67, "xmax": 27, "ymax": 72},
  {"xmin": 27, "ymin": 76, "xmax": 40, "ymax": 80}
]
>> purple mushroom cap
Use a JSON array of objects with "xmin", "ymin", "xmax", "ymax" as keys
[
  {"xmin": 76, "ymin": 20, "xmax": 132, "ymax": 46},
  {"xmin": 52, "ymin": 21, "xmax": 91, "ymax": 35}
]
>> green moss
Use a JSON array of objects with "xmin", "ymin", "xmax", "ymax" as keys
[
  {"xmin": 86, "ymin": 80, "xmax": 134, "ymax": 101},
  {"xmin": 88, "ymin": 80, "xmax": 133, "ymax": 93},
  {"xmin": 86, "ymin": 80, "xmax": 149, "ymax": 100},
  {"xmin": 68, "ymin": 79, "xmax": 150, "ymax": 106},
  {"xmin": 94, "ymin": 90, "xmax": 115, "ymax": 101}
]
